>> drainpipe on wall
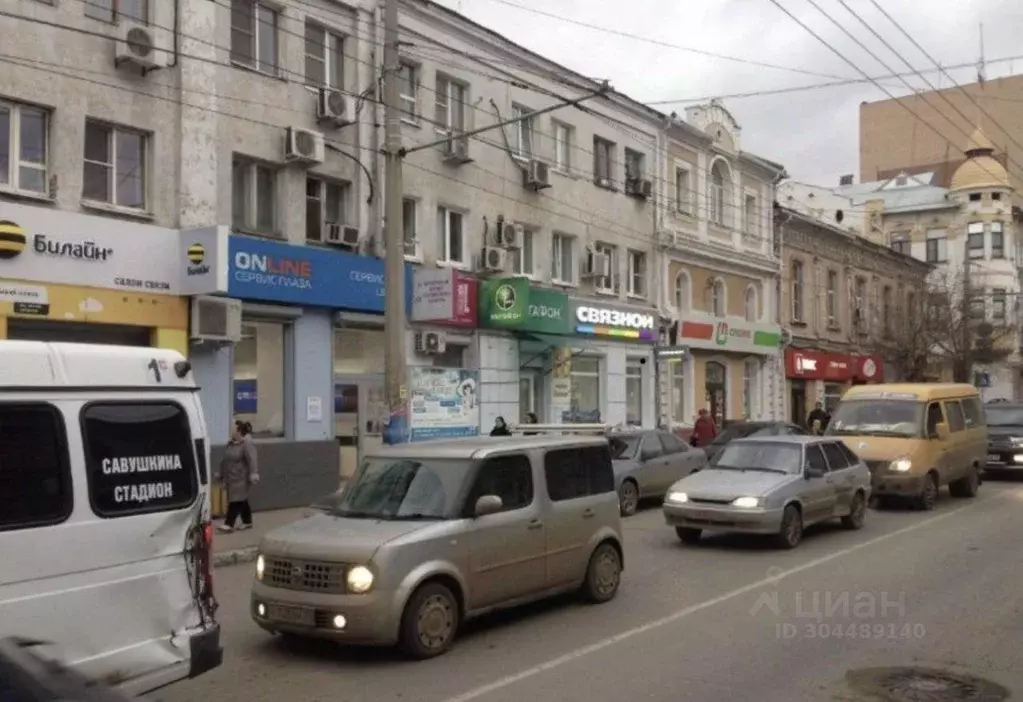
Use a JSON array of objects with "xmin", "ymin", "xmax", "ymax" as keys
[
  {"xmin": 772, "ymin": 181, "xmax": 791, "ymax": 422},
  {"xmin": 371, "ymin": 4, "xmax": 385, "ymax": 252}
]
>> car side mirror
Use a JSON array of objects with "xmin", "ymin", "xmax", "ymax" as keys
[
  {"xmin": 474, "ymin": 494, "xmax": 503, "ymax": 517},
  {"xmin": 804, "ymin": 466, "xmax": 825, "ymax": 480},
  {"xmin": 934, "ymin": 422, "xmax": 950, "ymax": 441}
]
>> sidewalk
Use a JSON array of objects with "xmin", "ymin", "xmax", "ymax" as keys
[{"xmin": 212, "ymin": 507, "xmax": 311, "ymax": 568}]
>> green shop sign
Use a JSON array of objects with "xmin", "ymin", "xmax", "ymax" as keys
[{"xmin": 479, "ymin": 277, "xmax": 569, "ymax": 333}]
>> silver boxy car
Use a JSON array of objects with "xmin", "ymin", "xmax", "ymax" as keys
[
  {"xmin": 662, "ymin": 436, "xmax": 871, "ymax": 549},
  {"xmin": 608, "ymin": 429, "xmax": 706, "ymax": 516},
  {"xmin": 251, "ymin": 435, "xmax": 624, "ymax": 658}
]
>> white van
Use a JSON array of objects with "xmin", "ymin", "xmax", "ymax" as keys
[{"xmin": 0, "ymin": 341, "xmax": 222, "ymax": 695}]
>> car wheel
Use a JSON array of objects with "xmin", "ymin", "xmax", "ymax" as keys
[
  {"xmin": 581, "ymin": 542, "xmax": 621, "ymax": 603},
  {"xmin": 774, "ymin": 505, "xmax": 803, "ymax": 549},
  {"xmin": 915, "ymin": 473, "xmax": 939, "ymax": 511},
  {"xmin": 949, "ymin": 466, "xmax": 979, "ymax": 498},
  {"xmin": 399, "ymin": 582, "xmax": 460, "ymax": 659},
  {"xmin": 841, "ymin": 492, "xmax": 867, "ymax": 530},
  {"xmin": 675, "ymin": 527, "xmax": 702, "ymax": 544},
  {"xmin": 618, "ymin": 480, "xmax": 639, "ymax": 517}
]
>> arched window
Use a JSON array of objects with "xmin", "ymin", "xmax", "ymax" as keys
[
  {"xmin": 709, "ymin": 159, "xmax": 732, "ymax": 227},
  {"xmin": 674, "ymin": 270, "xmax": 691, "ymax": 311},
  {"xmin": 711, "ymin": 278, "xmax": 726, "ymax": 317},
  {"xmin": 744, "ymin": 286, "xmax": 758, "ymax": 322}
]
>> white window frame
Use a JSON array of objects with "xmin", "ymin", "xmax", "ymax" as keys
[
  {"xmin": 826, "ymin": 269, "xmax": 838, "ymax": 325},
  {"xmin": 552, "ymin": 121, "xmax": 571, "ymax": 173},
  {"xmin": 791, "ymin": 260, "xmax": 805, "ymax": 322},
  {"xmin": 512, "ymin": 226, "xmax": 535, "ymax": 276},
  {"xmin": 398, "ymin": 61, "xmax": 420, "ymax": 124},
  {"xmin": 744, "ymin": 285, "xmax": 758, "ymax": 322},
  {"xmin": 0, "ymin": 101, "xmax": 49, "ymax": 197},
  {"xmin": 925, "ymin": 230, "xmax": 947, "ymax": 263},
  {"xmin": 992, "ymin": 288, "xmax": 1007, "ymax": 323},
  {"xmin": 551, "ymin": 232, "xmax": 575, "ymax": 284},
  {"xmin": 627, "ymin": 250, "xmax": 646, "ymax": 298},
  {"xmin": 232, "ymin": 156, "xmax": 278, "ymax": 235},
  {"xmin": 744, "ymin": 190, "xmax": 758, "ymax": 238},
  {"xmin": 709, "ymin": 161, "xmax": 729, "ymax": 227},
  {"xmin": 82, "ymin": 120, "xmax": 148, "ymax": 211},
  {"xmin": 624, "ymin": 148, "xmax": 644, "ymax": 181},
  {"xmin": 593, "ymin": 136, "xmax": 614, "ymax": 186},
  {"xmin": 304, "ymin": 22, "xmax": 344, "ymax": 90},
  {"xmin": 511, "ymin": 104, "xmax": 534, "ymax": 159},
  {"xmin": 85, "ymin": 0, "xmax": 147, "ymax": 23},
  {"xmin": 710, "ymin": 278, "xmax": 726, "ymax": 317},
  {"xmin": 434, "ymin": 76, "xmax": 467, "ymax": 134},
  {"xmin": 991, "ymin": 221, "xmax": 1005, "ymax": 258},
  {"xmin": 625, "ymin": 359, "xmax": 644, "ymax": 427},
  {"xmin": 674, "ymin": 163, "xmax": 691, "ymax": 214},
  {"xmin": 437, "ymin": 206, "xmax": 467, "ymax": 267},
  {"xmin": 742, "ymin": 358, "xmax": 759, "ymax": 419},
  {"xmin": 594, "ymin": 242, "xmax": 616, "ymax": 293},
  {"xmin": 305, "ymin": 176, "xmax": 350, "ymax": 241},
  {"xmin": 402, "ymin": 197, "xmax": 421, "ymax": 260},
  {"xmin": 674, "ymin": 269, "xmax": 691, "ymax": 311},
  {"xmin": 230, "ymin": 0, "xmax": 279, "ymax": 76}
]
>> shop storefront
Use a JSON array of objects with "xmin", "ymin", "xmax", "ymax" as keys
[
  {"xmin": 477, "ymin": 277, "xmax": 656, "ymax": 428},
  {"xmin": 784, "ymin": 348, "xmax": 884, "ymax": 423},
  {"xmin": 670, "ymin": 314, "xmax": 783, "ymax": 426},
  {"xmin": 193, "ymin": 234, "xmax": 413, "ymax": 511},
  {"xmin": 0, "ymin": 201, "xmax": 224, "ymax": 354}
]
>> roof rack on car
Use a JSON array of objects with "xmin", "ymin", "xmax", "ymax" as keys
[{"xmin": 510, "ymin": 423, "xmax": 609, "ymax": 434}]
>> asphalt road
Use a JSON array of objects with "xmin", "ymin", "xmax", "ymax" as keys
[{"xmin": 151, "ymin": 480, "xmax": 1023, "ymax": 702}]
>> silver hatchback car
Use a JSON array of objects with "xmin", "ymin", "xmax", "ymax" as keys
[
  {"xmin": 251, "ymin": 435, "xmax": 624, "ymax": 658},
  {"xmin": 662, "ymin": 436, "xmax": 871, "ymax": 548}
]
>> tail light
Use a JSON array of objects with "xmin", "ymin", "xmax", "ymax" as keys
[{"xmin": 201, "ymin": 520, "xmax": 215, "ymax": 600}]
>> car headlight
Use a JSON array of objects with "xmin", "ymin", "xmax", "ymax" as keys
[
  {"xmin": 666, "ymin": 491, "xmax": 688, "ymax": 503},
  {"xmin": 346, "ymin": 565, "xmax": 374, "ymax": 593},
  {"xmin": 889, "ymin": 457, "xmax": 912, "ymax": 472},
  {"xmin": 255, "ymin": 554, "xmax": 265, "ymax": 581},
  {"xmin": 731, "ymin": 496, "xmax": 760, "ymax": 508}
]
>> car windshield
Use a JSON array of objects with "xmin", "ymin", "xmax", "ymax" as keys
[
  {"xmin": 325, "ymin": 457, "xmax": 469, "ymax": 520},
  {"xmin": 825, "ymin": 400, "xmax": 923, "ymax": 438},
  {"xmin": 710, "ymin": 441, "xmax": 797, "ymax": 473},
  {"xmin": 608, "ymin": 435, "xmax": 640, "ymax": 459},
  {"xmin": 711, "ymin": 424, "xmax": 773, "ymax": 444},
  {"xmin": 310, "ymin": 486, "xmax": 348, "ymax": 512},
  {"xmin": 984, "ymin": 406, "xmax": 1023, "ymax": 427}
]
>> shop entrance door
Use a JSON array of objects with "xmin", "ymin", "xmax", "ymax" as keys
[
  {"xmin": 333, "ymin": 374, "xmax": 386, "ymax": 479},
  {"xmin": 705, "ymin": 361, "xmax": 727, "ymax": 426},
  {"xmin": 790, "ymin": 380, "xmax": 807, "ymax": 427},
  {"xmin": 519, "ymin": 371, "xmax": 539, "ymax": 423}
]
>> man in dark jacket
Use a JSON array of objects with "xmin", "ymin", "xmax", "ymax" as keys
[{"xmin": 806, "ymin": 402, "xmax": 830, "ymax": 434}]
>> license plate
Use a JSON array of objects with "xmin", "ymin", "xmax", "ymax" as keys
[
  {"xmin": 267, "ymin": 604, "xmax": 315, "ymax": 625},
  {"xmin": 988, "ymin": 453, "xmax": 1002, "ymax": 462},
  {"xmin": 693, "ymin": 511, "xmax": 711, "ymax": 520}
]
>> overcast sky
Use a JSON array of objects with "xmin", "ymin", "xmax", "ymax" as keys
[{"xmin": 433, "ymin": 0, "xmax": 1019, "ymax": 185}]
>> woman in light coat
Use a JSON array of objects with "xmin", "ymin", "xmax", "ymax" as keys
[{"xmin": 217, "ymin": 420, "xmax": 259, "ymax": 533}]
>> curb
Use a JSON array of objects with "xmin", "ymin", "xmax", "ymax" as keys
[{"xmin": 214, "ymin": 547, "xmax": 259, "ymax": 568}]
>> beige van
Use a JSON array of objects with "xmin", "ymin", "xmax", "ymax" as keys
[
  {"xmin": 825, "ymin": 383, "xmax": 986, "ymax": 509},
  {"xmin": 251, "ymin": 434, "xmax": 623, "ymax": 659}
]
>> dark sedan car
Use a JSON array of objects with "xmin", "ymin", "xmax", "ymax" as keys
[
  {"xmin": 984, "ymin": 403, "xmax": 1023, "ymax": 473},
  {"xmin": 702, "ymin": 421, "xmax": 807, "ymax": 463}
]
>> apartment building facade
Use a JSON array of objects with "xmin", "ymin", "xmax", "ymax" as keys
[{"xmin": 657, "ymin": 102, "xmax": 787, "ymax": 428}]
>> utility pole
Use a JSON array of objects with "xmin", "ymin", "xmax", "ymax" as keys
[
  {"xmin": 962, "ymin": 239, "xmax": 973, "ymax": 384},
  {"xmin": 382, "ymin": 0, "xmax": 407, "ymax": 443}
]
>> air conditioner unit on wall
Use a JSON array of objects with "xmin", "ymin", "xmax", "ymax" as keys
[
  {"xmin": 114, "ymin": 22, "xmax": 169, "ymax": 71},
  {"xmin": 190, "ymin": 296, "xmax": 242, "ymax": 343},
  {"xmin": 481, "ymin": 246, "xmax": 508, "ymax": 272},
  {"xmin": 414, "ymin": 331, "xmax": 447, "ymax": 355},
  {"xmin": 497, "ymin": 222, "xmax": 522, "ymax": 248},
  {"xmin": 583, "ymin": 250, "xmax": 611, "ymax": 279},
  {"xmin": 325, "ymin": 223, "xmax": 360, "ymax": 248},
  {"xmin": 442, "ymin": 136, "xmax": 472, "ymax": 164},
  {"xmin": 525, "ymin": 160, "xmax": 551, "ymax": 190},
  {"xmin": 285, "ymin": 127, "xmax": 326, "ymax": 165},
  {"xmin": 317, "ymin": 88, "xmax": 355, "ymax": 127}
]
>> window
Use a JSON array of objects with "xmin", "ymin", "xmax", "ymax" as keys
[
  {"xmin": 304, "ymin": 22, "xmax": 344, "ymax": 89},
  {"xmin": 627, "ymin": 250, "xmax": 646, "ymax": 297},
  {"xmin": 742, "ymin": 359, "xmax": 758, "ymax": 418},
  {"xmin": 464, "ymin": 454, "xmax": 533, "ymax": 514},
  {"xmin": 805, "ymin": 444, "xmax": 829, "ymax": 472},
  {"xmin": 669, "ymin": 360, "xmax": 686, "ymax": 424},
  {"xmin": 882, "ymin": 285, "xmax": 892, "ymax": 333},
  {"xmin": 674, "ymin": 166, "xmax": 691, "ymax": 213},
  {"xmin": 594, "ymin": 243, "xmax": 615, "ymax": 293},
  {"xmin": 836, "ymin": 441, "xmax": 861, "ymax": 466},
  {"xmin": 823, "ymin": 383, "xmax": 844, "ymax": 414},
  {"xmin": 82, "ymin": 402, "xmax": 199, "ymax": 517},
  {"xmin": 744, "ymin": 286, "xmax": 758, "ymax": 322},
  {"xmin": 305, "ymin": 177, "xmax": 350, "ymax": 242},
  {"xmin": 969, "ymin": 193, "xmax": 982, "ymax": 202},
  {"xmin": 925, "ymin": 230, "xmax": 947, "ymax": 263},
  {"xmin": 967, "ymin": 222, "xmax": 985, "ymax": 259},
  {"xmin": 674, "ymin": 271, "xmax": 690, "ymax": 310},
  {"xmin": 992, "ymin": 289, "xmax": 1007, "ymax": 323},
  {"xmin": 658, "ymin": 432, "xmax": 689, "ymax": 455},
  {"xmin": 969, "ymin": 294, "xmax": 985, "ymax": 321},
  {"xmin": 639, "ymin": 433, "xmax": 661, "ymax": 458},
  {"xmin": 233, "ymin": 320, "xmax": 286, "ymax": 437},
  {"xmin": 890, "ymin": 236, "xmax": 910, "ymax": 255},
  {"xmin": 568, "ymin": 357, "xmax": 600, "ymax": 423},
  {"xmin": 709, "ymin": 160, "xmax": 730, "ymax": 226},
  {"xmin": 925, "ymin": 402, "xmax": 944, "ymax": 436},
  {"xmin": 397, "ymin": 62, "xmax": 419, "ymax": 121},
  {"xmin": 437, "ymin": 207, "xmax": 465, "ymax": 265},
  {"xmin": 943, "ymin": 400, "xmax": 966, "ymax": 432},
  {"xmin": 961, "ymin": 397, "xmax": 983, "ymax": 428},
  {"xmin": 230, "ymin": 0, "xmax": 278, "ymax": 75},
  {"xmin": 402, "ymin": 197, "xmax": 419, "ymax": 257},
  {"xmin": 625, "ymin": 360, "xmax": 643, "ymax": 426},
  {"xmin": 552, "ymin": 122, "xmax": 571, "ymax": 172},
  {"xmin": 0, "ymin": 404, "xmax": 72, "ymax": 531},
  {"xmin": 791, "ymin": 260, "xmax": 804, "ymax": 321},
  {"xmin": 821, "ymin": 442, "xmax": 850, "ymax": 470},
  {"xmin": 854, "ymin": 277, "xmax": 868, "ymax": 329},
  {"xmin": 593, "ymin": 136, "xmax": 614, "ymax": 186},
  {"xmin": 744, "ymin": 193, "xmax": 757, "ymax": 237},
  {"xmin": 907, "ymin": 291, "xmax": 916, "ymax": 317},
  {"xmin": 83, "ymin": 121, "xmax": 146, "ymax": 209},
  {"xmin": 232, "ymin": 156, "xmax": 277, "ymax": 233},
  {"xmin": 624, "ymin": 148, "xmax": 644, "ymax": 180},
  {"xmin": 991, "ymin": 222, "xmax": 1004, "ymax": 258},
  {"xmin": 992, "ymin": 192, "xmax": 1002, "ymax": 201},
  {"xmin": 435, "ymin": 76, "xmax": 466, "ymax": 133},
  {"xmin": 85, "ymin": 0, "xmax": 146, "ymax": 22},
  {"xmin": 511, "ymin": 226, "xmax": 534, "ymax": 276},
  {"xmin": 544, "ymin": 445, "xmax": 615, "ymax": 502},
  {"xmin": 0, "ymin": 101, "xmax": 48, "ymax": 194},
  {"xmin": 826, "ymin": 269, "xmax": 838, "ymax": 325},
  {"xmin": 710, "ymin": 278, "xmax": 725, "ymax": 317},
  {"xmin": 551, "ymin": 233, "xmax": 575, "ymax": 283},
  {"xmin": 511, "ymin": 104, "xmax": 534, "ymax": 158}
]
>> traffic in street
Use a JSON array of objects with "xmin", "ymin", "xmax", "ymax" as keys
[{"xmin": 150, "ymin": 479, "xmax": 1023, "ymax": 702}]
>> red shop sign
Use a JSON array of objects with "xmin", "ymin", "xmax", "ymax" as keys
[{"xmin": 785, "ymin": 349, "xmax": 853, "ymax": 381}]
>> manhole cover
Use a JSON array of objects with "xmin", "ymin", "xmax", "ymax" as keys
[{"xmin": 846, "ymin": 667, "xmax": 1010, "ymax": 702}]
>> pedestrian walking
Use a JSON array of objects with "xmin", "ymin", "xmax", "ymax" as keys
[
  {"xmin": 490, "ymin": 416, "xmax": 512, "ymax": 436},
  {"xmin": 523, "ymin": 412, "xmax": 540, "ymax": 435},
  {"xmin": 216, "ymin": 420, "xmax": 259, "ymax": 533},
  {"xmin": 806, "ymin": 402, "xmax": 830, "ymax": 435},
  {"xmin": 690, "ymin": 408, "xmax": 718, "ymax": 447}
]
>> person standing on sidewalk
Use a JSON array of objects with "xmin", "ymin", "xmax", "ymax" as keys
[{"xmin": 217, "ymin": 420, "xmax": 259, "ymax": 533}]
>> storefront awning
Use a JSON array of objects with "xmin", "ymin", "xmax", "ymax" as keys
[{"xmin": 519, "ymin": 332, "xmax": 595, "ymax": 374}]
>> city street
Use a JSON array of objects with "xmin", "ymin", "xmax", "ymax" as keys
[{"xmin": 152, "ymin": 481, "xmax": 1023, "ymax": 702}]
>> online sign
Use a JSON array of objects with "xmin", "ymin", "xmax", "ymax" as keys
[{"xmin": 574, "ymin": 304, "xmax": 656, "ymax": 340}]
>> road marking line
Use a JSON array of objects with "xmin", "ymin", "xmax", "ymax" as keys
[{"xmin": 442, "ymin": 490, "xmax": 1016, "ymax": 702}]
